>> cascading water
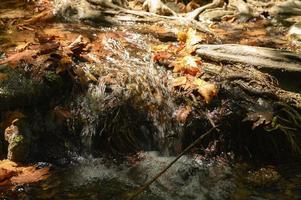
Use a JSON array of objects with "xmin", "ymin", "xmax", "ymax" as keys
[{"xmin": 68, "ymin": 27, "xmax": 185, "ymax": 156}]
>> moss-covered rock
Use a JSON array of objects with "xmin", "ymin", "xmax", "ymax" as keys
[{"xmin": 4, "ymin": 118, "xmax": 30, "ymax": 162}]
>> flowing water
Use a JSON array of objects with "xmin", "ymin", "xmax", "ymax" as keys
[
  {"xmin": 2, "ymin": 152, "xmax": 301, "ymax": 200},
  {"xmin": 1, "ymin": 0, "xmax": 301, "ymax": 200}
]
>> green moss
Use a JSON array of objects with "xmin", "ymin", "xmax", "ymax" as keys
[{"xmin": 12, "ymin": 135, "xmax": 24, "ymax": 144}]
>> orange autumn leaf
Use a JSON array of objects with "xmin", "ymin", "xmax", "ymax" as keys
[
  {"xmin": 0, "ymin": 160, "xmax": 49, "ymax": 188},
  {"xmin": 177, "ymin": 30, "xmax": 188, "ymax": 42},
  {"xmin": 185, "ymin": 28, "xmax": 204, "ymax": 53},
  {"xmin": 153, "ymin": 51, "xmax": 173, "ymax": 66},
  {"xmin": 192, "ymin": 78, "xmax": 218, "ymax": 103},
  {"xmin": 172, "ymin": 55, "xmax": 202, "ymax": 75},
  {"xmin": 0, "ymin": 50, "xmax": 37, "ymax": 67}
]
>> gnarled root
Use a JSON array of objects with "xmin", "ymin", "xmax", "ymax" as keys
[
  {"xmin": 270, "ymin": 0, "xmax": 301, "ymax": 15},
  {"xmin": 185, "ymin": 0, "xmax": 224, "ymax": 20},
  {"xmin": 142, "ymin": 0, "xmax": 177, "ymax": 16}
]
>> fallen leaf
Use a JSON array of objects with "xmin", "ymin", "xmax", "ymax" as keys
[
  {"xmin": 11, "ymin": 167, "xmax": 49, "ymax": 184},
  {"xmin": 245, "ymin": 29, "xmax": 266, "ymax": 37},
  {"xmin": 185, "ymin": 28, "xmax": 204, "ymax": 52},
  {"xmin": 0, "ymin": 160, "xmax": 49, "ymax": 188},
  {"xmin": 177, "ymin": 30, "xmax": 188, "ymax": 42},
  {"xmin": 172, "ymin": 55, "xmax": 202, "ymax": 75},
  {"xmin": 192, "ymin": 78, "xmax": 218, "ymax": 103},
  {"xmin": 153, "ymin": 51, "xmax": 173, "ymax": 66},
  {"xmin": 0, "ymin": 50, "xmax": 37, "ymax": 67}
]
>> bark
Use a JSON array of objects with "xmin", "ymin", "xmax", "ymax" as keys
[{"xmin": 195, "ymin": 44, "xmax": 301, "ymax": 73}]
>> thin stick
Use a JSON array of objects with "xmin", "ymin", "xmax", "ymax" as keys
[{"xmin": 125, "ymin": 126, "xmax": 217, "ymax": 200}]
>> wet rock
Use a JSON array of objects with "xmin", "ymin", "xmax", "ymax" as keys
[
  {"xmin": 4, "ymin": 118, "xmax": 30, "ymax": 162},
  {"xmin": 0, "ymin": 66, "xmax": 65, "ymax": 110},
  {"xmin": 246, "ymin": 167, "xmax": 281, "ymax": 187}
]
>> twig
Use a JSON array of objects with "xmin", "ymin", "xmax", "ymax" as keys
[{"xmin": 125, "ymin": 126, "xmax": 218, "ymax": 200}]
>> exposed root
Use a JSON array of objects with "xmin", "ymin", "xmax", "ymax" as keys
[
  {"xmin": 270, "ymin": 0, "xmax": 301, "ymax": 15},
  {"xmin": 185, "ymin": 0, "xmax": 224, "ymax": 21},
  {"xmin": 228, "ymin": 0, "xmax": 254, "ymax": 20},
  {"xmin": 142, "ymin": 0, "xmax": 177, "ymax": 16}
]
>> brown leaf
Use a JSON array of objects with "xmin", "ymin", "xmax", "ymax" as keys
[
  {"xmin": 11, "ymin": 167, "xmax": 49, "ymax": 185},
  {"xmin": 192, "ymin": 78, "xmax": 218, "ymax": 103},
  {"xmin": 0, "ymin": 50, "xmax": 37, "ymax": 67},
  {"xmin": 38, "ymin": 42, "xmax": 60, "ymax": 55},
  {"xmin": 0, "ymin": 160, "xmax": 49, "ymax": 188},
  {"xmin": 54, "ymin": 106, "xmax": 72, "ymax": 119},
  {"xmin": 153, "ymin": 51, "xmax": 173, "ymax": 66},
  {"xmin": 185, "ymin": 28, "xmax": 204, "ymax": 52},
  {"xmin": 151, "ymin": 44, "xmax": 173, "ymax": 52},
  {"xmin": 15, "ymin": 42, "xmax": 31, "ymax": 52},
  {"xmin": 172, "ymin": 55, "xmax": 202, "ymax": 75}
]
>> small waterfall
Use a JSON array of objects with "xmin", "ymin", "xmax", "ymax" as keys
[{"xmin": 69, "ymin": 28, "xmax": 184, "ymax": 156}]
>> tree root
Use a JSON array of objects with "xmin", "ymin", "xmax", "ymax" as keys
[
  {"xmin": 142, "ymin": 0, "xmax": 177, "ymax": 16},
  {"xmin": 185, "ymin": 0, "xmax": 224, "ymax": 20},
  {"xmin": 195, "ymin": 44, "xmax": 301, "ymax": 73}
]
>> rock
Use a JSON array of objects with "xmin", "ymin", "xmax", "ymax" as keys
[{"xmin": 4, "ymin": 118, "xmax": 30, "ymax": 162}]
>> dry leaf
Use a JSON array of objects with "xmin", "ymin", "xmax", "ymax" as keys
[
  {"xmin": 192, "ymin": 78, "xmax": 218, "ymax": 103},
  {"xmin": 177, "ymin": 30, "xmax": 188, "ymax": 42},
  {"xmin": 153, "ymin": 51, "xmax": 173, "ymax": 66},
  {"xmin": 0, "ymin": 160, "xmax": 49, "ymax": 188},
  {"xmin": 185, "ymin": 28, "xmax": 203, "ymax": 51},
  {"xmin": 172, "ymin": 55, "xmax": 202, "ymax": 75},
  {"xmin": 0, "ymin": 50, "xmax": 37, "ymax": 66}
]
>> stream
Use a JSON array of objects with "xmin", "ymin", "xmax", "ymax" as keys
[
  {"xmin": 1, "ymin": 0, "xmax": 301, "ymax": 199},
  {"xmin": 2, "ymin": 153, "xmax": 301, "ymax": 200}
]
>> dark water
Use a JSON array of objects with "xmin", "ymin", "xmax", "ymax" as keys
[{"xmin": 1, "ymin": 152, "xmax": 301, "ymax": 200}]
